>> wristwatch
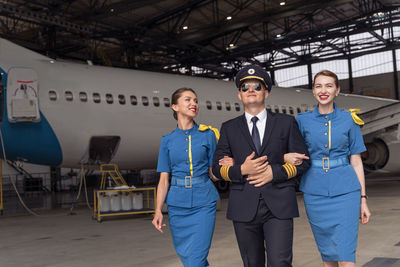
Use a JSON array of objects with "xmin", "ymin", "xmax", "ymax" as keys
[{"xmin": 361, "ymin": 195, "xmax": 368, "ymax": 199}]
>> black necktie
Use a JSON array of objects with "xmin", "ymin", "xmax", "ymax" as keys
[{"xmin": 251, "ymin": 116, "xmax": 261, "ymax": 154}]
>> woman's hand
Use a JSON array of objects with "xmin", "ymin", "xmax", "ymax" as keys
[
  {"xmin": 152, "ymin": 210, "xmax": 166, "ymax": 233},
  {"xmin": 284, "ymin": 153, "xmax": 309, "ymax": 165},
  {"xmin": 360, "ymin": 199, "xmax": 371, "ymax": 224},
  {"xmin": 219, "ymin": 156, "xmax": 235, "ymax": 166}
]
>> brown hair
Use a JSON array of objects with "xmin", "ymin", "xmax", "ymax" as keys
[
  {"xmin": 313, "ymin": 70, "xmax": 339, "ymax": 88},
  {"xmin": 171, "ymin": 87, "xmax": 197, "ymax": 120}
]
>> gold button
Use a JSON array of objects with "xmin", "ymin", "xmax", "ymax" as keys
[
  {"xmin": 325, "ymin": 123, "xmax": 328, "ymax": 126},
  {"xmin": 325, "ymin": 169, "xmax": 329, "ymax": 173},
  {"xmin": 186, "ymin": 161, "xmax": 189, "ymax": 164},
  {"xmin": 324, "ymin": 145, "xmax": 328, "ymax": 148},
  {"xmin": 185, "ymin": 138, "xmax": 188, "ymax": 141},
  {"xmin": 185, "ymin": 131, "xmax": 188, "ymax": 135},
  {"xmin": 324, "ymin": 116, "xmax": 328, "ymax": 119},
  {"xmin": 185, "ymin": 149, "xmax": 188, "ymax": 152},
  {"xmin": 324, "ymin": 132, "xmax": 328, "ymax": 135}
]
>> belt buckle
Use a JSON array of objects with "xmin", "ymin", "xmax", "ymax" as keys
[
  {"xmin": 322, "ymin": 157, "xmax": 329, "ymax": 171},
  {"xmin": 185, "ymin": 176, "xmax": 192, "ymax": 188}
]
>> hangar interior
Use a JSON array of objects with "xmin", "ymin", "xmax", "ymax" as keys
[{"xmin": 0, "ymin": 0, "xmax": 399, "ymax": 213}]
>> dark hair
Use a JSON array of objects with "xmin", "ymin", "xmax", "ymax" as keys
[
  {"xmin": 313, "ymin": 70, "xmax": 339, "ymax": 88},
  {"xmin": 171, "ymin": 87, "xmax": 197, "ymax": 120}
]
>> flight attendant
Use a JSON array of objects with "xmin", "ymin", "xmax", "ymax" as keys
[
  {"xmin": 286, "ymin": 70, "xmax": 371, "ymax": 266},
  {"xmin": 152, "ymin": 87, "xmax": 227, "ymax": 267}
]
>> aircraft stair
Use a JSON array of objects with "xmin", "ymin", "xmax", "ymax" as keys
[{"xmin": 359, "ymin": 102, "xmax": 400, "ymax": 135}]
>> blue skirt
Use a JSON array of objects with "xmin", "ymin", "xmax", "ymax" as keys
[
  {"xmin": 303, "ymin": 190, "xmax": 360, "ymax": 262},
  {"xmin": 168, "ymin": 201, "xmax": 217, "ymax": 267}
]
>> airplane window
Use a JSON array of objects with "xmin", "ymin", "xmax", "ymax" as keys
[
  {"xmin": 225, "ymin": 102, "xmax": 231, "ymax": 111},
  {"xmin": 274, "ymin": 105, "xmax": 279, "ymax": 113},
  {"xmin": 153, "ymin": 97, "xmax": 160, "ymax": 107},
  {"xmin": 266, "ymin": 105, "xmax": 272, "ymax": 112},
  {"xmin": 93, "ymin": 93, "xmax": 101, "ymax": 103},
  {"xmin": 79, "ymin": 92, "xmax": 87, "ymax": 102},
  {"xmin": 164, "ymin": 98, "xmax": 170, "ymax": 107},
  {"xmin": 289, "ymin": 107, "xmax": 294, "ymax": 115},
  {"xmin": 282, "ymin": 106, "xmax": 287, "ymax": 114},
  {"xmin": 297, "ymin": 107, "xmax": 302, "ymax": 114},
  {"xmin": 65, "ymin": 91, "xmax": 73, "ymax": 101},
  {"xmin": 216, "ymin": 101, "xmax": 222, "ymax": 110},
  {"xmin": 130, "ymin": 95, "xmax": 137, "ymax": 105},
  {"xmin": 234, "ymin": 103, "xmax": 240, "ymax": 112},
  {"xmin": 106, "ymin": 94, "xmax": 113, "ymax": 104},
  {"xmin": 206, "ymin": 101, "xmax": 212, "ymax": 110},
  {"xmin": 142, "ymin": 96, "xmax": 149, "ymax": 106},
  {"xmin": 118, "ymin": 94, "xmax": 126, "ymax": 105},
  {"xmin": 49, "ymin": 90, "xmax": 57, "ymax": 101}
]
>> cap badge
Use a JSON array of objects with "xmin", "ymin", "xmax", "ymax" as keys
[{"xmin": 248, "ymin": 68, "xmax": 255, "ymax": 75}]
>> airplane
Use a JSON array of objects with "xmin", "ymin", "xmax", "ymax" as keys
[{"xmin": 0, "ymin": 37, "xmax": 399, "ymax": 177}]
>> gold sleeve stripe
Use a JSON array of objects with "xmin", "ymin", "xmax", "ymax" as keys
[
  {"xmin": 220, "ymin": 166, "xmax": 231, "ymax": 182},
  {"xmin": 282, "ymin": 164, "xmax": 292, "ymax": 177},
  {"xmin": 283, "ymin": 162, "xmax": 297, "ymax": 178}
]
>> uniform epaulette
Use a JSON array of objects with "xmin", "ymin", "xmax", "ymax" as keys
[{"xmin": 348, "ymin": 109, "xmax": 364, "ymax": 125}]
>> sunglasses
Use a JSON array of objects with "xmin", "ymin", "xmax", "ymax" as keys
[{"xmin": 239, "ymin": 83, "xmax": 263, "ymax": 92}]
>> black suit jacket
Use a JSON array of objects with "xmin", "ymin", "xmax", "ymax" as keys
[{"xmin": 212, "ymin": 110, "xmax": 310, "ymax": 222}]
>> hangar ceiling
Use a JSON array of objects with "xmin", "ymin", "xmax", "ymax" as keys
[{"xmin": 0, "ymin": 0, "xmax": 399, "ymax": 79}]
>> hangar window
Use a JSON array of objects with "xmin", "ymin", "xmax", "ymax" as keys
[
  {"xmin": 65, "ymin": 91, "xmax": 73, "ymax": 101},
  {"xmin": 164, "ymin": 98, "xmax": 170, "ymax": 107},
  {"xmin": 142, "ymin": 96, "xmax": 149, "ymax": 106},
  {"xmin": 234, "ymin": 103, "xmax": 241, "ymax": 112},
  {"xmin": 206, "ymin": 100, "xmax": 212, "ymax": 110},
  {"xmin": 297, "ymin": 107, "xmax": 302, "ymax": 114},
  {"xmin": 153, "ymin": 97, "xmax": 160, "ymax": 107},
  {"xmin": 48, "ymin": 90, "xmax": 57, "ymax": 101},
  {"xmin": 281, "ymin": 106, "xmax": 287, "ymax": 114},
  {"xmin": 289, "ymin": 107, "xmax": 294, "ymax": 115},
  {"xmin": 225, "ymin": 102, "xmax": 231, "ymax": 111},
  {"xmin": 79, "ymin": 92, "xmax": 87, "ymax": 102},
  {"xmin": 106, "ymin": 94, "xmax": 113, "ymax": 104},
  {"xmin": 216, "ymin": 101, "xmax": 222, "ymax": 110},
  {"xmin": 274, "ymin": 106, "xmax": 280, "ymax": 113},
  {"xmin": 266, "ymin": 105, "xmax": 272, "ymax": 112},
  {"xmin": 93, "ymin": 93, "xmax": 101, "ymax": 103},
  {"xmin": 130, "ymin": 95, "xmax": 137, "ymax": 105},
  {"xmin": 118, "ymin": 94, "xmax": 126, "ymax": 105}
]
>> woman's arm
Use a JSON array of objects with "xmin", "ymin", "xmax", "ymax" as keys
[
  {"xmin": 152, "ymin": 172, "xmax": 170, "ymax": 232},
  {"xmin": 350, "ymin": 154, "xmax": 371, "ymax": 224}
]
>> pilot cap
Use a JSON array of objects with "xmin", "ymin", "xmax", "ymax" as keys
[{"xmin": 235, "ymin": 64, "xmax": 273, "ymax": 92}]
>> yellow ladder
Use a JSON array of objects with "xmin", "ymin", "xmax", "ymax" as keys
[{"xmin": 99, "ymin": 164, "xmax": 128, "ymax": 189}]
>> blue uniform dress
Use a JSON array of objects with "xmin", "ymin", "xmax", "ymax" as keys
[
  {"xmin": 157, "ymin": 123, "xmax": 220, "ymax": 267},
  {"xmin": 296, "ymin": 104, "xmax": 366, "ymax": 263}
]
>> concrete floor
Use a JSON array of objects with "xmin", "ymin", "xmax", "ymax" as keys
[{"xmin": 0, "ymin": 179, "xmax": 399, "ymax": 267}]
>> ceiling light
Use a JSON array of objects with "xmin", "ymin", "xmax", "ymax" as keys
[
  {"xmin": 276, "ymin": 34, "xmax": 282, "ymax": 38},
  {"xmin": 271, "ymin": 62, "xmax": 276, "ymax": 66},
  {"xmin": 182, "ymin": 26, "xmax": 188, "ymax": 30},
  {"xmin": 315, "ymin": 53, "xmax": 320, "ymax": 57},
  {"xmin": 226, "ymin": 16, "xmax": 232, "ymax": 20},
  {"xmin": 49, "ymin": 60, "xmax": 55, "ymax": 64},
  {"xmin": 280, "ymin": 1, "xmax": 286, "ymax": 6},
  {"xmin": 110, "ymin": 8, "xmax": 114, "ymax": 12},
  {"xmin": 229, "ymin": 43, "xmax": 235, "ymax": 47},
  {"xmin": 358, "ymin": 45, "xmax": 363, "ymax": 49}
]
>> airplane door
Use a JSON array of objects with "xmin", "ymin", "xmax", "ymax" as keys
[{"xmin": 6, "ymin": 67, "xmax": 40, "ymax": 123}]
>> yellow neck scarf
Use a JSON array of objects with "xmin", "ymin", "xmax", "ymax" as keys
[
  {"xmin": 198, "ymin": 124, "xmax": 220, "ymax": 140},
  {"xmin": 348, "ymin": 109, "xmax": 365, "ymax": 125}
]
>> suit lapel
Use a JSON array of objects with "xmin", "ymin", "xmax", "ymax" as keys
[
  {"xmin": 260, "ymin": 109, "xmax": 275, "ymax": 153},
  {"xmin": 238, "ymin": 114, "xmax": 257, "ymax": 153}
]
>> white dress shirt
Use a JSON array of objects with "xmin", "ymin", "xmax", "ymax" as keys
[{"xmin": 245, "ymin": 109, "xmax": 267, "ymax": 145}]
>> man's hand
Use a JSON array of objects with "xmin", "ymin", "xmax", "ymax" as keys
[
  {"xmin": 240, "ymin": 152, "xmax": 268, "ymax": 175},
  {"xmin": 247, "ymin": 165, "xmax": 273, "ymax": 187}
]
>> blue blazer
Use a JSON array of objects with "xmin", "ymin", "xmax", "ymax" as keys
[{"xmin": 212, "ymin": 110, "xmax": 310, "ymax": 221}]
